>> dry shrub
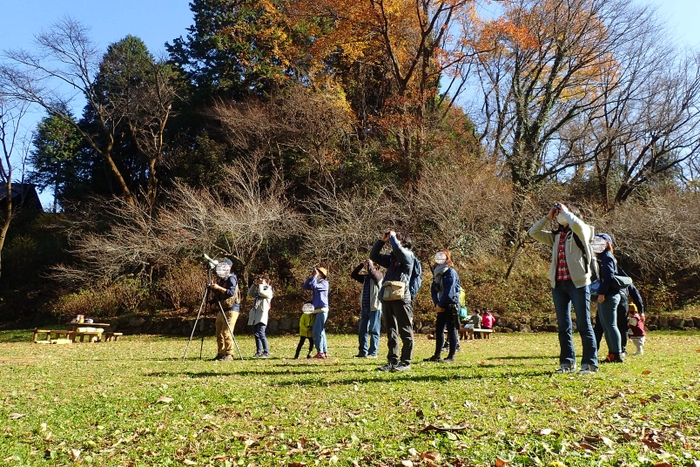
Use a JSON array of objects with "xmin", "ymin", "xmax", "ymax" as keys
[
  {"xmin": 409, "ymin": 156, "xmax": 510, "ymax": 260},
  {"xmin": 52, "ymin": 278, "xmax": 147, "ymax": 321},
  {"xmin": 156, "ymin": 260, "xmax": 207, "ymax": 311},
  {"xmin": 588, "ymin": 190, "xmax": 700, "ymax": 280}
]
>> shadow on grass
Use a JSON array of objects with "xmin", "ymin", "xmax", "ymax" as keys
[
  {"xmin": 485, "ymin": 355, "xmax": 559, "ymax": 361},
  {"xmin": 144, "ymin": 361, "xmax": 554, "ymax": 385}
]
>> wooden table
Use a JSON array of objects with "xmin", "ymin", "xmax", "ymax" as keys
[{"xmin": 68, "ymin": 322, "xmax": 110, "ymax": 342}]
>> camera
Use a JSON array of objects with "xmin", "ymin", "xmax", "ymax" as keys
[{"xmin": 553, "ymin": 203, "xmax": 561, "ymax": 211}]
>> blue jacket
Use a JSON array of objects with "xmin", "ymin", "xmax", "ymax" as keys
[
  {"xmin": 370, "ymin": 235, "xmax": 415, "ymax": 302},
  {"xmin": 596, "ymin": 250, "xmax": 619, "ymax": 299},
  {"xmin": 431, "ymin": 267, "xmax": 459, "ymax": 309},
  {"xmin": 302, "ymin": 276, "xmax": 329, "ymax": 309}
]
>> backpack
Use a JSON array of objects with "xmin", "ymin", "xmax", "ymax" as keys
[
  {"xmin": 409, "ymin": 256, "xmax": 422, "ymax": 300},
  {"xmin": 571, "ymin": 232, "xmax": 598, "ymax": 279},
  {"xmin": 459, "ymin": 286, "xmax": 468, "ymax": 320}
]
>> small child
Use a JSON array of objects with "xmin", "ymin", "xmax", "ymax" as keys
[
  {"xmin": 627, "ymin": 303, "xmax": 646, "ymax": 355},
  {"xmin": 294, "ymin": 303, "xmax": 316, "ymax": 359}
]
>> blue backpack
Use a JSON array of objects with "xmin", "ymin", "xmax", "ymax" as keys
[{"xmin": 409, "ymin": 256, "xmax": 422, "ymax": 300}]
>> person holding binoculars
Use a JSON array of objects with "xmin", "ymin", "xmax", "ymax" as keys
[
  {"xmin": 302, "ymin": 266, "xmax": 330, "ymax": 359},
  {"xmin": 529, "ymin": 202, "xmax": 598, "ymax": 375},
  {"xmin": 247, "ymin": 276, "xmax": 274, "ymax": 358}
]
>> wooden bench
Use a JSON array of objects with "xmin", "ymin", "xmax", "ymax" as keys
[
  {"xmin": 473, "ymin": 328, "xmax": 494, "ymax": 339},
  {"xmin": 103, "ymin": 332, "xmax": 123, "ymax": 342},
  {"xmin": 33, "ymin": 329, "xmax": 75, "ymax": 342},
  {"xmin": 73, "ymin": 331, "xmax": 103, "ymax": 343}
]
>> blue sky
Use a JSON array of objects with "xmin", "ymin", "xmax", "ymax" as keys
[{"xmin": 1, "ymin": 0, "xmax": 699, "ymax": 205}]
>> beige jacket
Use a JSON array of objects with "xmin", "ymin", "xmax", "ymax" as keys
[{"xmin": 528, "ymin": 212, "xmax": 594, "ymax": 289}]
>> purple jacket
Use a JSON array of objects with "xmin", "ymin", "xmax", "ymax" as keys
[{"xmin": 303, "ymin": 276, "xmax": 329, "ymax": 309}]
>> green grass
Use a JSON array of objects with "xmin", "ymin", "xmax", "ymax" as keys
[{"xmin": 0, "ymin": 331, "xmax": 698, "ymax": 466}]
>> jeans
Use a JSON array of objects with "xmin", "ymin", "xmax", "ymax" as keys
[
  {"xmin": 253, "ymin": 323, "xmax": 268, "ymax": 354},
  {"xmin": 433, "ymin": 309, "xmax": 458, "ymax": 359},
  {"xmin": 552, "ymin": 280, "xmax": 597, "ymax": 368},
  {"xmin": 312, "ymin": 310, "xmax": 328, "ymax": 353},
  {"xmin": 597, "ymin": 292, "xmax": 622, "ymax": 355},
  {"xmin": 382, "ymin": 300, "xmax": 414, "ymax": 364},
  {"xmin": 595, "ymin": 292, "xmax": 628, "ymax": 352},
  {"xmin": 358, "ymin": 308, "xmax": 382, "ymax": 356}
]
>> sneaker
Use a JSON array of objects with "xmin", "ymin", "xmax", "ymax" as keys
[
  {"xmin": 312, "ymin": 352, "xmax": 326, "ymax": 359},
  {"xmin": 367, "ymin": 354, "xmax": 378, "ymax": 359},
  {"xmin": 220, "ymin": 354, "xmax": 234, "ymax": 361},
  {"xmin": 354, "ymin": 354, "xmax": 368, "ymax": 358},
  {"xmin": 578, "ymin": 364, "xmax": 598, "ymax": 375},
  {"xmin": 306, "ymin": 353, "xmax": 312, "ymax": 359},
  {"xmin": 376, "ymin": 362, "xmax": 395, "ymax": 372},
  {"xmin": 555, "ymin": 364, "xmax": 576, "ymax": 374},
  {"xmin": 391, "ymin": 361, "xmax": 411, "ymax": 372},
  {"xmin": 442, "ymin": 357, "xmax": 455, "ymax": 363},
  {"xmin": 423, "ymin": 355, "xmax": 441, "ymax": 362},
  {"xmin": 632, "ymin": 349, "xmax": 643, "ymax": 356},
  {"xmin": 211, "ymin": 355, "xmax": 224, "ymax": 361},
  {"xmin": 252, "ymin": 353, "xmax": 262, "ymax": 359},
  {"xmin": 260, "ymin": 352, "xmax": 270, "ymax": 358}
]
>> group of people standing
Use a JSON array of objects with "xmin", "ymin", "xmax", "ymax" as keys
[
  {"xmin": 529, "ymin": 202, "xmax": 646, "ymax": 375},
  {"xmin": 208, "ymin": 206, "xmax": 646, "ymax": 372}
]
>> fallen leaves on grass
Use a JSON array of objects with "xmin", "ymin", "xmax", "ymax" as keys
[
  {"xmin": 8, "ymin": 413, "xmax": 26, "ymax": 420},
  {"xmin": 495, "ymin": 457, "xmax": 510, "ymax": 467},
  {"xmin": 156, "ymin": 396, "xmax": 174, "ymax": 404}
]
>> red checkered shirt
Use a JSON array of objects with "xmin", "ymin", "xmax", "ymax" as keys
[{"xmin": 556, "ymin": 228, "xmax": 572, "ymax": 282}]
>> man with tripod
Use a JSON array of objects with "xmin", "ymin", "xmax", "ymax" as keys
[{"xmin": 209, "ymin": 259, "xmax": 241, "ymax": 361}]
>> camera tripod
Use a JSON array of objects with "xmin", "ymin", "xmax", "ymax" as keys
[{"xmin": 182, "ymin": 268, "xmax": 244, "ymax": 361}]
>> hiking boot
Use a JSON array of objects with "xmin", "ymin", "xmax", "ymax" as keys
[
  {"xmin": 423, "ymin": 355, "xmax": 441, "ymax": 362},
  {"xmin": 554, "ymin": 364, "xmax": 576, "ymax": 374},
  {"xmin": 601, "ymin": 353, "xmax": 624, "ymax": 363},
  {"xmin": 442, "ymin": 357, "xmax": 456, "ymax": 363},
  {"xmin": 220, "ymin": 354, "xmax": 234, "ymax": 361},
  {"xmin": 376, "ymin": 362, "xmax": 395, "ymax": 372},
  {"xmin": 211, "ymin": 354, "xmax": 224, "ymax": 361},
  {"xmin": 306, "ymin": 353, "xmax": 312, "ymax": 359},
  {"xmin": 578, "ymin": 364, "xmax": 598, "ymax": 375},
  {"xmin": 391, "ymin": 361, "xmax": 411, "ymax": 372}
]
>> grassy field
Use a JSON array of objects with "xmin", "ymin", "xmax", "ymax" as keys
[{"xmin": 0, "ymin": 330, "xmax": 698, "ymax": 467}]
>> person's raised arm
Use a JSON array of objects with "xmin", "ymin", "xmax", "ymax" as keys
[
  {"xmin": 370, "ymin": 237, "xmax": 391, "ymax": 268},
  {"xmin": 350, "ymin": 263, "xmax": 365, "ymax": 284}
]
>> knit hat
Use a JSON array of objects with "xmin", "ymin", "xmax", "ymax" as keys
[
  {"xmin": 596, "ymin": 233, "xmax": 613, "ymax": 244},
  {"xmin": 628, "ymin": 303, "xmax": 638, "ymax": 313}
]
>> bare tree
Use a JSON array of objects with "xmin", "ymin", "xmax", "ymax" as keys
[
  {"xmin": 0, "ymin": 18, "xmax": 179, "ymax": 208},
  {"xmin": 0, "ymin": 97, "xmax": 29, "ymax": 279},
  {"xmin": 473, "ymin": 0, "xmax": 656, "ymax": 203}
]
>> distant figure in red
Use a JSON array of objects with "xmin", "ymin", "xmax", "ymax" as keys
[
  {"xmin": 481, "ymin": 310, "xmax": 495, "ymax": 329},
  {"xmin": 627, "ymin": 303, "xmax": 646, "ymax": 355}
]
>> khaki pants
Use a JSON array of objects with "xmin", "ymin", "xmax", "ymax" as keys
[{"xmin": 216, "ymin": 309, "xmax": 239, "ymax": 356}]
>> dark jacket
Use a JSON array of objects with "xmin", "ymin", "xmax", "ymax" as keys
[
  {"xmin": 351, "ymin": 263, "xmax": 384, "ymax": 312},
  {"xmin": 431, "ymin": 267, "xmax": 460, "ymax": 309},
  {"xmin": 595, "ymin": 250, "xmax": 619, "ymax": 299},
  {"xmin": 370, "ymin": 235, "xmax": 415, "ymax": 302}
]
